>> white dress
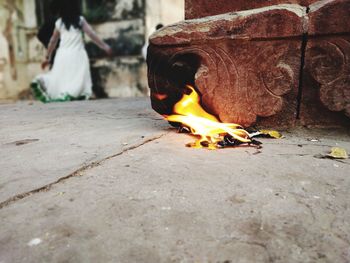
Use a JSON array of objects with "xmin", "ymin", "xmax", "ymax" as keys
[{"xmin": 34, "ymin": 17, "xmax": 92, "ymax": 101}]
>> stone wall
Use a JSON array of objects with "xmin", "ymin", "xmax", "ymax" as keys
[
  {"xmin": 0, "ymin": 0, "xmax": 184, "ymax": 100},
  {"xmin": 0, "ymin": 0, "xmax": 42, "ymax": 99},
  {"xmin": 84, "ymin": 0, "xmax": 148, "ymax": 98},
  {"xmin": 86, "ymin": 0, "xmax": 184, "ymax": 98},
  {"xmin": 146, "ymin": 0, "xmax": 184, "ymax": 38}
]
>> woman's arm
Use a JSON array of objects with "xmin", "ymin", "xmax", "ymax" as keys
[
  {"xmin": 81, "ymin": 18, "xmax": 112, "ymax": 55},
  {"xmin": 46, "ymin": 29, "xmax": 60, "ymax": 61},
  {"xmin": 41, "ymin": 29, "xmax": 60, "ymax": 69}
]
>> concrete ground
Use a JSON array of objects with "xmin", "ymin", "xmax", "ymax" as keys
[{"xmin": 0, "ymin": 99, "xmax": 349, "ymax": 263}]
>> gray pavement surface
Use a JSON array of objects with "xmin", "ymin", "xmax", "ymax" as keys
[{"xmin": 0, "ymin": 99, "xmax": 350, "ymax": 263}]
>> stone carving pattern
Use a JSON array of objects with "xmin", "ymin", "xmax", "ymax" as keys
[
  {"xmin": 307, "ymin": 37, "xmax": 350, "ymax": 117},
  {"xmin": 148, "ymin": 41, "xmax": 298, "ymax": 126}
]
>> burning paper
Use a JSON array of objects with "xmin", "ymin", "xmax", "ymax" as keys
[{"xmin": 163, "ymin": 85, "xmax": 265, "ymax": 149}]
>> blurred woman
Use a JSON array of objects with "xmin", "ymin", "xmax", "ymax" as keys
[{"xmin": 32, "ymin": 0, "xmax": 112, "ymax": 102}]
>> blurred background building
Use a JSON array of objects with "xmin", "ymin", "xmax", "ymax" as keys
[{"xmin": 0, "ymin": 0, "xmax": 184, "ymax": 100}]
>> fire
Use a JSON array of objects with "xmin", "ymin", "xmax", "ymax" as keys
[
  {"xmin": 153, "ymin": 93, "xmax": 168, "ymax": 100},
  {"xmin": 164, "ymin": 85, "xmax": 253, "ymax": 149}
]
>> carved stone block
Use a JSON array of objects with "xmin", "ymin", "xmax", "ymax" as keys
[
  {"xmin": 148, "ymin": 5, "xmax": 306, "ymax": 127},
  {"xmin": 300, "ymin": 0, "xmax": 350, "ymax": 126},
  {"xmin": 148, "ymin": 0, "xmax": 350, "ymax": 128},
  {"xmin": 185, "ymin": 0, "xmax": 318, "ymax": 19}
]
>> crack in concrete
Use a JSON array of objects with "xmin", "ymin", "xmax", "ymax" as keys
[
  {"xmin": 241, "ymin": 241, "xmax": 273, "ymax": 263},
  {"xmin": 330, "ymin": 217, "xmax": 350, "ymax": 246},
  {"xmin": 297, "ymin": 200, "xmax": 317, "ymax": 222},
  {"xmin": 263, "ymin": 143, "xmax": 343, "ymax": 147},
  {"xmin": 0, "ymin": 133, "xmax": 168, "ymax": 210},
  {"xmin": 228, "ymin": 237, "xmax": 274, "ymax": 263},
  {"xmin": 334, "ymin": 160, "xmax": 350, "ymax": 166}
]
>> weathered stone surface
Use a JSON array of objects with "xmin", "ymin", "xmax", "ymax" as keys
[
  {"xmin": 87, "ymin": 20, "xmax": 145, "ymax": 59},
  {"xmin": 148, "ymin": 0, "xmax": 350, "ymax": 128},
  {"xmin": 308, "ymin": 0, "xmax": 350, "ymax": 35},
  {"xmin": 300, "ymin": 0, "xmax": 350, "ymax": 126},
  {"xmin": 1, "ymin": 106, "xmax": 350, "ymax": 263},
  {"xmin": 148, "ymin": 5, "xmax": 306, "ymax": 127},
  {"xmin": 0, "ymin": 99, "xmax": 167, "ymax": 203},
  {"xmin": 85, "ymin": 5, "xmax": 147, "ymax": 98},
  {"xmin": 92, "ymin": 58, "xmax": 148, "ymax": 98},
  {"xmin": 84, "ymin": 0, "xmax": 144, "ymax": 23},
  {"xmin": 1, "ymin": 127, "xmax": 350, "ymax": 263},
  {"xmin": 185, "ymin": 0, "xmax": 318, "ymax": 19}
]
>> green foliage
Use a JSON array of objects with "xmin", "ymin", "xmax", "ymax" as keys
[
  {"xmin": 84, "ymin": 5, "xmax": 111, "ymax": 23},
  {"xmin": 83, "ymin": 0, "xmax": 115, "ymax": 23}
]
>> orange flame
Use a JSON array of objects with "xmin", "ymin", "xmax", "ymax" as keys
[
  {"xmin": 153, "ymin": 93, "xmax": 168, "ymax": 100},
  {"xmin": 164, "ymin": 85, "xmax": 252, "ymax": 149}
]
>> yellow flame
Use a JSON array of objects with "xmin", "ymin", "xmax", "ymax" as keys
[{"xmin": 164, "ymin": 85, "xmax": 251, "ymax": 149}]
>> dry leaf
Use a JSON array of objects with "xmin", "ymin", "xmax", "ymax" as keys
[
  {"xmin": 327, "ymin": 147, "xmax": 348, "ymax": 159},
  {"xmin": 259, "ymin": 130, "xmax": 283, "ymax": 139}
]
